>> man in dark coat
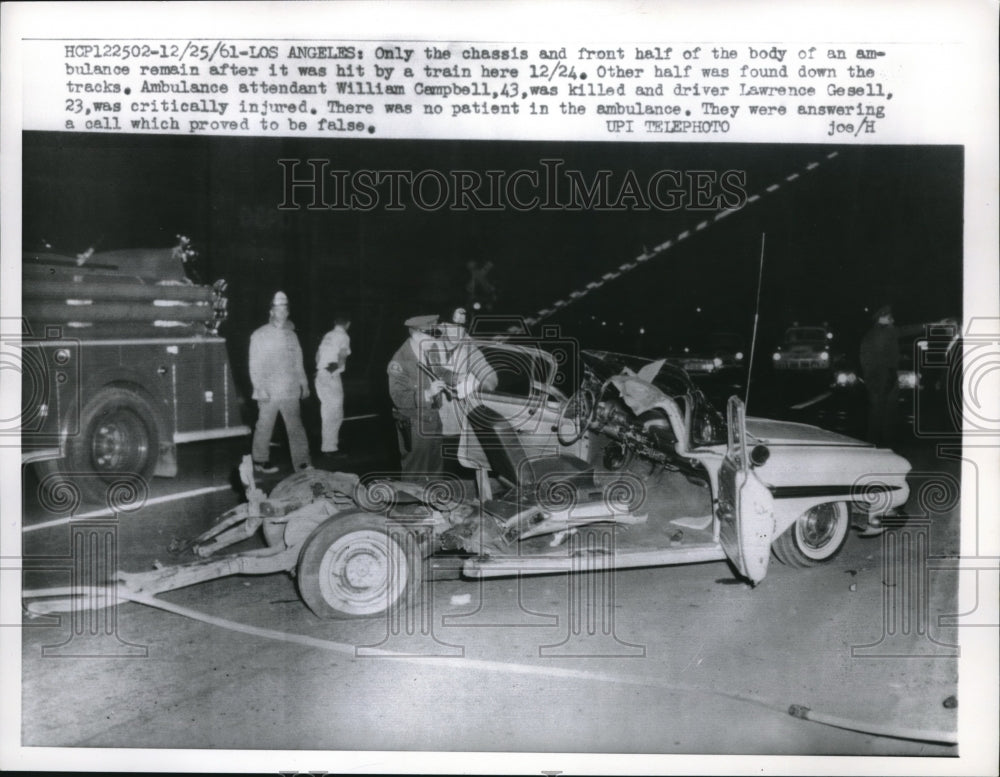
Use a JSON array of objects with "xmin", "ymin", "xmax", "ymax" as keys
[
  {"xmin": 859, "ymin": 306, "xmax": 900, "ymax": 446},
  {"xmin": 387, "ymin": 315, "xmax": 447, "ymax": 477}
]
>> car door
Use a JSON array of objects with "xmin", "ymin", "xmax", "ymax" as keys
[
  {"xmin": 473, "ymin": 341, "xmax": 564, "ymax": 457},
  {"xmin": 717, "ymin": 396, "xmax": 775, "ymax": 584}
]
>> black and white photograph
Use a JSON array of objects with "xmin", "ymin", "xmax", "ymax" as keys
[{"xmin": 2, "ymin": 2, "xmax": 997, "ymax": 775}]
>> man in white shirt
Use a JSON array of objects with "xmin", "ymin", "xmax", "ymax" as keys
[{"xmin": 315, "ymin": 313, "xmax": 352, "ymax": 459}]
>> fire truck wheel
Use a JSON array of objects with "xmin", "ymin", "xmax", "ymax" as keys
[
  {"xmin": 297, "ymin": 514, "xmax": 424, "ymax": 619},
  {"xmin": 65, "ymin": 387, "xmax": 159, "ymax": 502}
]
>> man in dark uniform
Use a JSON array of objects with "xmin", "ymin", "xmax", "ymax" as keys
[
  {"xmin": 387, "ymin": 315, "xmax": 447, "ymax": 477},
  {"xmin": 859, "ymin": 305, "xmax": 900, "ymax": 447}
]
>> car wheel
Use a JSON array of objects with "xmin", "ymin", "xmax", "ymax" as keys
[
  {"xmin": 297, "ymin": 514, "xmax": 423, "ymax": 618},
  {"xmin": 44, "ymin": 387, "xmax": 159, "ymax": 504},
  {"xmin": 772, "ymin": 501, "xmax": 849, "ymax": 568}
]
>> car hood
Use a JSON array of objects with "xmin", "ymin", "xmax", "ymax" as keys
[{"xmin": 746, "ymin": 417, "xmax": 870, "ymax": 447}]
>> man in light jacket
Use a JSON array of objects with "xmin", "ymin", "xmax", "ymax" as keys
[{"xmin": 249, "ymin": 291, "xmax": 311, "ymax": 473}]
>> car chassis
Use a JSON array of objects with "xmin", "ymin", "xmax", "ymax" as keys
[{"xmin": 27, "ymin": 347, "xmax": 911, "ymax": 620}]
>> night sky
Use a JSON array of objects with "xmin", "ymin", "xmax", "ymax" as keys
[{"xmin": 22, "ymin": 132, "xmax": 963, "ymax": 392}]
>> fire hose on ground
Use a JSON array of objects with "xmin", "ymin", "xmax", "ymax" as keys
[{"xmin": 21, "ymin": 583, "xmax": 957, "ymax": 747}]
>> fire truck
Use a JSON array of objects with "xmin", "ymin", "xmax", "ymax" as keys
[{"xmin": 18, "ymin": 236, "xmax": 249, "ymax": 501}]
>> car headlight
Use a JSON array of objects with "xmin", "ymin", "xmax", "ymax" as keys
[
  {"xmin": 713, "ymin": 357, "xmax": 723, "ymax": 368},
  {"xmin": 819, "ymin": 351, "xmax": 829, "ymax": 361},
  {"xmin": 772, "ymin": 352, "xmax": 781, "ymax": 361},
  {"xmin": 835, "ymin": 371, "xmax": 857, "ymax": 386},
  {"xmin": 735, "ymin": 352, "xmax": 744, "ymax": 361}
]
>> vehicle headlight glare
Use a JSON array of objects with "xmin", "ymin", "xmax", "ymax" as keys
[
  {"xmin": 819, "ymin": 351, "xmax": 829, "ymax": 361},
  {"xmin": 772, "ymin": 352, "xmax": 781, "ymax": 361},
  {"xmin": 713, "ymin": 357, "xmax": 723, "ymax": 368},
  {"xmin": 735, "ymin": 352, "xmax": 744, "ymax": 360}
]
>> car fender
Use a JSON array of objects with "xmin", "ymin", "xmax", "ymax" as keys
[{"xmin": 751, "ymin": 446, "xmax": 911, "ymax": 536}]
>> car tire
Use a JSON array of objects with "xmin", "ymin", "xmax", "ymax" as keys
[
  {"xmin": 42, "ymin": 386, "xmax": 159, "ymax": 504},
  {"xmin": 772, "ymin": 501, "xmax": 849, "ymax": 568},
  {"xmin": 297, "ymin": 513, "xmax": 423, "ymax": 618}
]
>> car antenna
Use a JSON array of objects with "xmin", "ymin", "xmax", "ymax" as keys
[{"xmin": 744, "ymin": 233, "xmax": 766, "ymax": 410}]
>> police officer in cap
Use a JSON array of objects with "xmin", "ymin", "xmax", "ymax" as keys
[
  {"xmin": 387, "ymin": 315, "xmax": 447, "ymax": 477},
  {"xmin": 436, "ymin": 306, "xmax": 498, "ymax": 476}
]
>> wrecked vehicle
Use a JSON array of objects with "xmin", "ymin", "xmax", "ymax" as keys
[
  {"xmin": 41, "ymin": 342, "xmax": 913, "ymax": 621},
  {"xmin": 563, "ymin": 350, "xmax": 910, "ymax": 565}
]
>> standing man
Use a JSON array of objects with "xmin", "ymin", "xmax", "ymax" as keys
[
  {"xmin": 859, "ymin": 305, "xmax": 900, "ymax": 447},
  {"xmin": 315, "ymin": 313, "xmax": 352, "ymax": 461},
  {"xmin": 436, "ymin": 306, "xmax": 497, "ymax": 475},
  {"xmin": 387, "ymin": 315, "xmax": 447, "ymax": 477},
  {"xmin": 249, "ymin": 291, "xmax": 311, "ymax": 473}
]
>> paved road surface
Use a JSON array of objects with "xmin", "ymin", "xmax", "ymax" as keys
[{"xmin": 17, "ymin": 389, "xmax": 963, "ymax": 757}]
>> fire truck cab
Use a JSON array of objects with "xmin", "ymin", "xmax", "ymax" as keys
[{"xmin": 19, "ymin": 237, "xmax": 249, "ymax": 501}]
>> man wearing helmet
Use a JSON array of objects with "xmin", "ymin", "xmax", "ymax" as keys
[{"xmin": 249, "ymin": 291, "xmax": 311, "ymax": 473}]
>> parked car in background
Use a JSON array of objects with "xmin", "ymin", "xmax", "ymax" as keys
[
  {"xmin": 772, "ymin": 324, "xmax": 842, "ymax": 371},
  {"xmin": 668, "ymin": 332, "xmax": 747, "ymax": 375}
]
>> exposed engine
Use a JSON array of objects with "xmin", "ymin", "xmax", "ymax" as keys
[{"xmin": 589, "ymin": 398, "xmax": 675, "ymax": 470}]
